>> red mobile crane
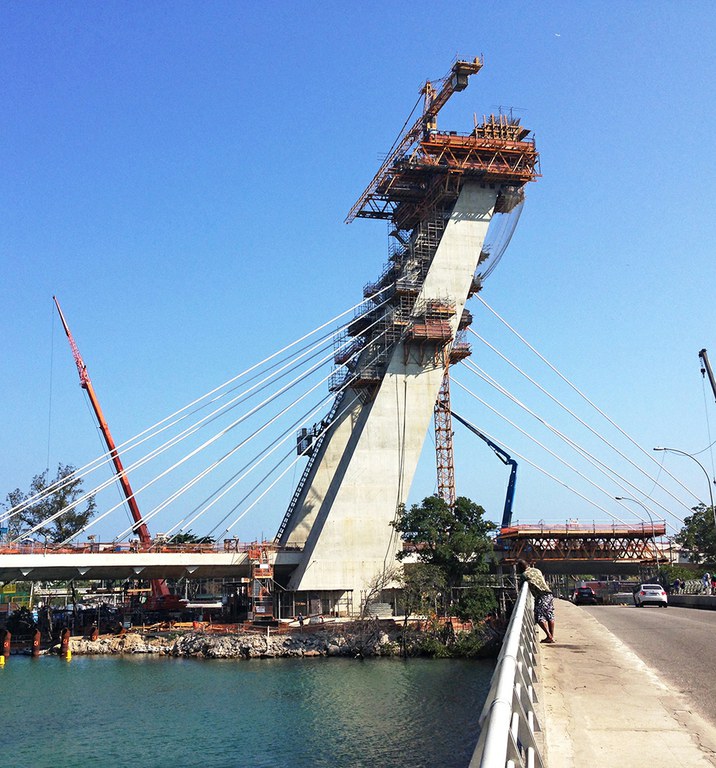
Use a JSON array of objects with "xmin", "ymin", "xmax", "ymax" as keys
[{"xmin": 54, "ymin": 297, "xmax": 183, "ymax": 612}]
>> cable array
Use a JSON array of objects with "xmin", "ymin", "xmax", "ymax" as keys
[
  {"xmin": 445, "ymin": 295, "xmax": 704, "ymax": 534},
  {"xmin": 7, "ymin": 287, "xmax": 395, "ymax": 544},
  {"xmin": 7, "ymin": 280, "xmax": 704, "ymax": 544}
]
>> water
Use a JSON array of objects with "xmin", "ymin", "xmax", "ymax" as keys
[{"xmin": 0, "ymin": 655, "xmax": 493, "ymax": 767}]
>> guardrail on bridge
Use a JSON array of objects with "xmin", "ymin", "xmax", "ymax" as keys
[{"xmin": 470, "ymin": 581, "xmax": 545, "ymax": 768}]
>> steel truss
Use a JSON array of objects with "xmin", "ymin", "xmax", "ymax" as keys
[{"xmin": 499, "ymin": 523, "xmax": 669, "ymax": 564}]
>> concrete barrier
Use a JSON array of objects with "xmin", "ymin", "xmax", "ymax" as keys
[{"xmin": 668, "ymin": 594, "xmax": 716, "ymax": 610}]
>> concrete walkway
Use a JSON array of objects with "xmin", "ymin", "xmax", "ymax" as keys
[{"xmin": 539, "ymin": 599, "xmax": 716, "ymax": 767}]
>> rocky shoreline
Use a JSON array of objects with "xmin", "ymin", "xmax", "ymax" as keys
[{"xmin": 58, "ymin": 620, "xmax": 503, "ymax": 660}]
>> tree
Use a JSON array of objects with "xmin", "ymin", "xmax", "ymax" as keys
[
  {"xmin": 360, "ymin": 564, "xmax": 401, "ymax": 618},
  {"xmin": 675, "ymin": 503, "xmax": 716, "ymax": 566},
  {"xmin": 400, "ymin": 563, "xmax": 446, "ymax": 618},
  {"xmin": 453, "ymin": 584, "xmax": 497, "ymax": 622},
  {"xmin": 3, "ymin": 463, "xmax": 96, "ymax": 544},
  {"xmin": 392, "ymin": 495, "xmax": 496, "ymax": 616}
]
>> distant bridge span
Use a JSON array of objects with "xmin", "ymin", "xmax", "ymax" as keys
[
  {"xmin": 498, "ymin": 522, "xmax": 671, "ymax": 576},
  {"xmin": 0, "ymin": 544, "xmax": 302, "ymax": 583}
]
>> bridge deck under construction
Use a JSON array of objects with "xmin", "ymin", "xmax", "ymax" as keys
[{"xmin": 498, "ymin": 523, "xmax": 668, "ymax": 570}]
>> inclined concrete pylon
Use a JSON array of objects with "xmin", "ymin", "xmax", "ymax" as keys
[{"xmin": 279, "ymin": 182, "xmax": 498, "ymax": 604}]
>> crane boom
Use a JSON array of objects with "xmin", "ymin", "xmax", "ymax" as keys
[
  {"xmin": 345, "ymin": 57, "xmax": 484, "ymax": 224},
  {"xmin": 451, "ymin": 411, "xmax": 517, "ymax": 529},
  {"xmin": 53, "ymin": 296, "xmax": 151, "ymax": 544},
  {"xmin": 699, "ymin": 349, "xmax": 716, "ymax": 404},
  {"xmin": 53, "ymin": 297, "xmax": 181, "ymax": 609}
]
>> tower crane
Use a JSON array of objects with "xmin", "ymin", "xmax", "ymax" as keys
[
  {"xmin": 53, "ymin": 297, "xmax": 182, "ymax": 611},
  {"xmin": 451, "ymin": 411, "xmax": 517, "ymax": 529},
  {"xmin": 345, "ymin": 57, "xmax": 484, "ymax": 224}
]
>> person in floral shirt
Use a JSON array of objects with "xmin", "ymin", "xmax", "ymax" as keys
[{"xmin": 516, "ymin": 559, "xmax": 555, "ymax": 644}]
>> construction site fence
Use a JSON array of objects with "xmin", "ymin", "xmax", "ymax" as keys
[
  {"xmin": 135, "ymin": 615, "xmax": 475, "ymax": 637},
  {"xmin": 470, "ymin": 582, "xmax": 544, "ymax": 768}
]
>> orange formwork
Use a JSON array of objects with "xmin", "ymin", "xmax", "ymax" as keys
[{"xmin": 499, "ymin": 523, "xmax": 668, "ymax": 564}]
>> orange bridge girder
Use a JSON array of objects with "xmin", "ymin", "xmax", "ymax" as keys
[{"xmin": 498, "ymin": 523, "xmax": 669, "ymax": 565}]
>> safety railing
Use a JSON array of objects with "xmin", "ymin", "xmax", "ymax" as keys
[
  {"xmin": 470, "ymin": 582, "xmax": 545, "ymax": 768},
  {"xmin": 0, "ymin": 539, "xmax": 275, "ymax": 556}
]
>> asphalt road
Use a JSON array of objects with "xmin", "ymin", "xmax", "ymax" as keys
[{"xmin": 582, "ymin": 603, "xmax": 716, "ymax": 725}]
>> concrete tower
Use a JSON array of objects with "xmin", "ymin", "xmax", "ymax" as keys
[{"xmin": 276, "ymin": 59, "xmax": 539, "ymax": 609}]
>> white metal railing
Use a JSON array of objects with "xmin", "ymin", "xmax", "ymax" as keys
[{"xmin": 470, "ymin": 582, "xmax": 545, "ymax": 768}]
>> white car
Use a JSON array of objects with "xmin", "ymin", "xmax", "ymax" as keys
[{"xmin": 633, "ymin": 583, "xmax": 668, "ymax": 608}]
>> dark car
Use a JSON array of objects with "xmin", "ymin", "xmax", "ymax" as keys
[{"xmin": 573, "ymin": 587, "xmax": 598, "ymax": 605}]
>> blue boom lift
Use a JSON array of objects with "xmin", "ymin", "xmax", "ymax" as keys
[{"xmin": 451, "ymin": 411, "xmax": 517, "ymax": 529}]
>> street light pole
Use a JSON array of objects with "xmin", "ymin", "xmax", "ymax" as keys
[
  {"xmin": 615, "ymin": 496, "xmax": 660, "ymax": 567},
  {"xmin": 653, "ymin": 447, "xmax": 716, "ymax": 528}
]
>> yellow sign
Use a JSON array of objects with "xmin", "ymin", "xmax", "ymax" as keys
[{"xmin": 1, "ymin": 585, "xmax": 16, "ymax": 595}]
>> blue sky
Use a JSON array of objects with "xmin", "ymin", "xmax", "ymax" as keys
[{"xmin": 2, "ymin": 2, "xmax": 716, "ymax": 541}]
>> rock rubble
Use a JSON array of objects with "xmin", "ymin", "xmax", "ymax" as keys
[
  {"xmin": 64, "ymin": 623, "xmax": 402, "ymax": 659},
  {"xmin": 60, "ymin": 620, "xmax": 502, "ymax": 660}
]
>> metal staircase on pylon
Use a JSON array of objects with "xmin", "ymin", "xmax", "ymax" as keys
[{"xmin": 274, "ymin": 391, "xmax": 346, "ymax": 544}]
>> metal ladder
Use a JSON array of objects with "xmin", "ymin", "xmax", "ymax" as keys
[{"xmin": 274, "ymin": 391, "xmax": 345, "ymax": 544}]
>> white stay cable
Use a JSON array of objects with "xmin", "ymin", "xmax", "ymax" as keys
[
  {"xmin": 469, "ymin": 327, "xmax": 697, "ymax": 514},
  {"xmin": 105, "ymin": 290, "xmax": 393, "ymax": 480},
  {"xmin": 163, "ymin": 324, "xmax": 396, "ymax": 539},
  {"xmin": 453, "ymin": 375, "xmax": 678, "ymax": 528},
  {"xmin": 464, "ymin": 359, "xmax": 686, "ymax": 520},
  {"xmin": 11, "ymin": 329, "xmax": 341, "ymax": 541},
  {"xmin": 447, "ymin": 398, "xmax": 636, "ymax": 526},
  {"xmin": 161, "ymin": 323, "xmax": 396, "ymax": 539},
  {"xmin": 200, "ymin": 326, "xmax": 400, "ymax": 540},
  {"xmin": 203, "ymin": 389, "xmax": 362, "ymax": 541},
  {"xmin": 112, "ymin": 333, "xmax": 370, "ymax": 542},
  {"xmin": 203, "ymin": 349, "xmax": 386, "ymax": 541},
  {"xmin": 60, "ymin": 311, "xmax": 395, "ymax": 543},
  {"xmin": 460, "ymin": 361, "xmax": 686, "ymax": 526},
  {"xmin": 216, "ymin": 392, "xmax": 367, "ymax": 539},
  {"xmin": 61, "ymin": 340, "xmax": 341, "ymax": 544},
  {"xmin": 165, "ymin": 388, "xmax": 340, "ymax": 539},
  {"xmin": 10, "ymin": 285, "xmax": 395, "ymax": 517},
  {"xmin": 11, "ymin": 291, "xmax": 395, "ymax": 539},
  {"xmin": 475, "ymin": 294, "xmax": 702, "ymax": 504},
  {"xmin": 109, "ymin": 316, "xmax": 395, "ymax": 541}
]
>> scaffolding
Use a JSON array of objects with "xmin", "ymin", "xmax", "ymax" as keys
[
  {"xmin": 498, "ymin": 523, "xmax": 669, "ymax": 565},
  {"xmin": 247, "ymin": 544, "xmax": 275, "ymax": 622},
  {"xmin": 349, "ymin": 112, "xmax": 539, "ymax": 231},
  {"xmin": 434, "ymin": 369, "xmax": 456, "ymax": 508},
  {"xmin": 449, "ymin": 330, "xmax": 472, "ymax": 364}
]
